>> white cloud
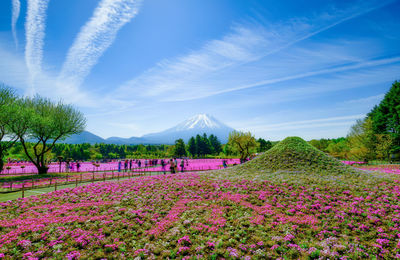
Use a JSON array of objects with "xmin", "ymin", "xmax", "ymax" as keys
[
  {"xmin": 11, "ymin": 0, "xmax": 20, "ymax": 50},
  {"xmin": 58, "ymin": 0, "xmax": 142, "ymax": 89},
  {"xmin": 0, "ymin": 42, "xmax": 96, "ymax": 107},
  {"xmin": 114, "ymin": 0, "xmax": 396, "ymax": 103},
  {"xmin": 25, "ymin": 0, "xmax": 50, "ymax": 96},
  {"xmin": 341, "ymin": 94, "xmax": 385, "ymax": 105},
  {"xmin": 241, "ymin": 115, "xmax": 365, "ymax": 132},
  {"xmin": 236, "ymin": 115, "xmax": 365, "ymax": 141}
]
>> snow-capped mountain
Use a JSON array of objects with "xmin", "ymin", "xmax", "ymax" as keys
[
  {"xmin": 142, "ymin": 114, "xmax": 235, "ymax": 144},
  {"xmin": 60, "ymin": 114, "xmax": 235, "ymax": 144},
  {"xmin": 173, "ymin": 114, "xmax": 223, "ymax": 131}
]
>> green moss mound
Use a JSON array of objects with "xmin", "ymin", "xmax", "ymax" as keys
[{"xmin": 241, "ymin": 136, "xmax": 356, "ymax": 175}]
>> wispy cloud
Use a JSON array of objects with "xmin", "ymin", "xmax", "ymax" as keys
[
  {"xmin": 244, "ymin": 115, "xmax": 365, "ymax": 132},
  {"xmin": 25, "ymin": 0, "xmax": 50, "ymax": 96},
  {"xmin": 341, "ymin": 94, "xmax": 385, "ymax": 105},
  {"xmin": 0, "ymin": 42, "xmax": 97, "ymax": 107},
  {"xmin": 209, "ymin": 56, "xmax": 400, "ymax": 98},
  {"xmin": 58, "ymin": 0, "xmax": 142, "ymax": 89},
  {"xmin": 11, "ymin": 0, "xmax": 20, "ymax": 50},
  {"xmin": 115, "ymin": 0, "xmax": 396, "ymax": 102}
]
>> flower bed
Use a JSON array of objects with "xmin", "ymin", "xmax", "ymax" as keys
[
  {"xmin": 359, "ymin": 165, "xmax": 400, "ymax": 175},
  {"xmin": 342, "ymin": 161, "xmax": 366, "ymax": 166},
  {"xmin": 0, "ymin": 159, "xmax": 240, "ymax": 176},
  {"xmin": 1, "ymin": 172, "xmax": 400, "ymax": 258},
  {"xmin": 0, "ymin": 171, "xmax": 143, "ymax": 191}
]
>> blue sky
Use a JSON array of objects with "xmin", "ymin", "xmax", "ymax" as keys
[{"xmin": 0, "ymin": 0, "xmax": 399, "ymax": 141}]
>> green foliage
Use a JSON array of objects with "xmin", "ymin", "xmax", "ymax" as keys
[
  {"xmin": 257, "ymin": 138, "xmax": 272, "ymax": 153},
  {"xmin": 228, "ymin": 131, "xmax": 258, "ymax": 160},
  {"xmin": 0, "ymin": 84, "xmax": 19, "ymax": 172},
  {"xmin": 326, "ymin": 139, "xmax": 350, "ymax": 159},
  {"xmin": 368, "ymin": 80, "xmax": 400, "ymax": 154},
  {"xmin": 209, "ymin": 134, "xmax": 222, "ymax": 154},
  {"xmin": 7, "ymin": 95, "xmax": 86, "ymax": 174},
  {"xmin": 347, "ymin": 118, "xmax": 376, "ymax": 161},
  {"xmin": 187, "ymin": 137, "xmax": 196, "ymax": 156},
  {"xmin": 186, "ymin": 133, "xmax": 222, "ymax": 157},
  {"xmin": 173, "ymin": 139, "xmax": 187, "ymax": 157}
]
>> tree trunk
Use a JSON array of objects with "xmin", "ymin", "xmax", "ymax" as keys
[
  {"xmin": 38, "ymin": 165, "xmax": 49, "ymax": 174},
  {"xmin": 0, "ymin": 158, "xmax": 3, "ymax": 173}
]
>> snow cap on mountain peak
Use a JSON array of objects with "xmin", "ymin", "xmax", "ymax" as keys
[{"xmin": 174, "ymin": 114, "xmax": 224, "ymax": 130}]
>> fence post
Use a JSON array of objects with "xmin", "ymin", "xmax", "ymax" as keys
[
  {"xmin": 80, "ymin": 173, "xmax": 83, "ymax": 182},
  {"xmin": 66, "ymin": 175, "xmax": 69, "ymax": 183},
  {"xmin": 75, "ymin": 178, "xmax": 78, "ymax": 187},
  {"xmin": 22, "ymin": 183, "xmax": 25, "ymax": 198},
  {"xmin": 55, "ymin": 181, "xmax": 57, "ymax": 191},
  {"xmin": 32, "ymin": 178, "xmax": 34, "ymax": 189},
  {"xmin": 117, "ymin": 172, "xmax": 120, "ymax": 181},
  {"xmin": 10, "ymin": 182, "xmax": 12, "ymax": 191},
  {"xmin": 92, "ymin": 172, "xmax": 95, "ymax": 183},
  {"xmin": 103, "ymin": 173, "xmax": 106, "ymax": 182}
]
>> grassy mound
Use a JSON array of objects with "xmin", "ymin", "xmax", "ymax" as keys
[
  {"xmin": 204, "ymin": 137, "xmax": 386, "ymax": 186},
  {"xmin": 242, "ymin": 136, "xmax": 356, "ymax": 175}
]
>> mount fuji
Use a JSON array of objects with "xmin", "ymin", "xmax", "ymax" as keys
[
  {"xmin": 142, "ymin": 114, "xmax": 234, "ymax": 144},
  {"xmin": 62, "ymin": 114, "xmax": 235, "ymax": 144}
]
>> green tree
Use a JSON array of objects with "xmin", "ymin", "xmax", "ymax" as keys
[
  {"xmin": 309, "ymin": 138, "xmax": 331, "ymax": 152},
  {"xmin": 208, "ymin": 134, "xmax": 222, "ymax": 155},
  {"xmin": 187, "ymin": 137, "xmax": 197, "ymax": 157},
  {"xmin": 368, "ymin": 81, "xmax": 400, "ymax": 154},
  {"xmin": 326, "ymin": 139, "xmax": 350, "ymax": 159},
  {"xmin": 173, "ymin": 139, "xmax": 187, "ymax": 157},
  {"xmin": 202, "ymin": 133, "xmax": 212, "ymax": 155},
  {"xmin": 195, "ymin": 134, "xmax": 204, "ymax": 156},
  {"xmin": 257, "ymin": 138, "xmax": 272, "ymax": 153},
  {"xmin": 347, "ymin": 118, "xmax": 376, "ymax": 161},
  {"xmin": 9, "ymin": 96, "xmax": 86, "ymax": 174},
  {"xmin": 222, "ymin": 143, "xmax": 236, "ymax": 156},
  {"xmin": 228, "ymin": 131, "xmax": 258, "ymax": 161},
  {"xmin": 0, "ymin": 85, "xmax": 18, "ymax": 172},
  {"xmin": 375, "ymin": 134, "xmax": 393, "ymax": 161}
]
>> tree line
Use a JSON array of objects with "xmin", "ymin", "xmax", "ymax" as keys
[
  {"xmin": 4, "ymin": 133, "xmax": 274, "ymax": 164},
  {"xmin": 309, "ymin": 81, "xmax": 400, "ymax": 162}
]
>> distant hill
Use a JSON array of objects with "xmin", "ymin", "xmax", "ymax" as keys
[
  {"xmin": 61, "ymin": 131, "xmax": 106, "ymax": 144},
  {"xmin": 59, "ymin": 114, "xmax": 235, "ymax": 145}
]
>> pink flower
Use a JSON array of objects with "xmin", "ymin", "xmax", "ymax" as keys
[
  {"xmin": 66, "ymin": 251, "xmax": 81, "ymax": 260},
  {"xmin": 271, "ymin": 244, "xmax": 279, "ymax": 250},
  {"xmin": 18, "ymin": 240, "xmax": 31, "ymax": 249}
]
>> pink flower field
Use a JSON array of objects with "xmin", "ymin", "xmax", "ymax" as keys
[
  {"xmin": 1, "ymin": 170, "xmax": 400, "ymax": 259},
  {"xmin": 359, "ymin": 165, "xmax": 400, "ymax": 175},
  {"xmin": 1, "ymin": 159, "xmax": 240, "ymax": 176}
]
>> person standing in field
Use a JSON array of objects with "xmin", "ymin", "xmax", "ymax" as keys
[
  {"xmin": 118, "ymin": 161, "xmax": 121, "ymax": 172},
  {"xmin": 124, "ymin": 160, "xmax": 128, "ymax": 172},
  {"xmin": 223, "ymin": 159, "xmax": 227, "ymax": 168},
  {"xmin": 180, "ymin": 160, "xmax": 185, "ymax": 172},
  {"xmin": 161, "ymin": 159, "xmax": 166, "ymax": 174},
  {"xmin": 170, "ymin": 159, "xmax": 175, "ymax": 174},
  {"xmin": 65, "ymin": 161, "xmax": 70, "ymax": 173}
]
